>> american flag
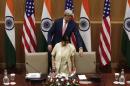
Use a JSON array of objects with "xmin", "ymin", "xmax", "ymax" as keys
[
  {"xmin": 22, "ymin": 0, "xmax": 37, "ymax": 53},
  {"xmin": 99, "ymin": 0, "xmax": 111, "ymax": 66},
  {"xmin": 65, "ymin": 0, "xmax": 76, "ymax": 47}
]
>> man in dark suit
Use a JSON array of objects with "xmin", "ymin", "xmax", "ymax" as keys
[{"xmin": 47, "ymin": 9, "xmax": 83, "ymax": 72}]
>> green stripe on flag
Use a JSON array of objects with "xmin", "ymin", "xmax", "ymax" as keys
[
  {"xmin": 122, "ymin": 30, "xmax": 130, "ymax": 67},
  {"xmin": 5, "ymin": 33, "xmax": 16, "ymax": 68},
  {"xmin": 37, "ymin": 31, "xmax": 48, "ymax": 52}
]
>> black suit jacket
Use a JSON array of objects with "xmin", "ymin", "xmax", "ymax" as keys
[{"xmin": 48, "ymin": 18, "xmax": 83, "ymax": 50}]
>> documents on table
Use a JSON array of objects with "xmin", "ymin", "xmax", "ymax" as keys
[
  {"xmin": 78, "ymin": 75, "xmax": 93, "ymax": 84},
  {"xmin": 78, "ymin": 75, "xmax": 87, "ymax": 80},
  {"xmin": 26, "ymin": 73, "xmax": 41, "ymax": 79}
]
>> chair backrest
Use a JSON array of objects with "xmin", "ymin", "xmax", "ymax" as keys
[
  {"xmin": 25, "ymin": 52, "xmax": 48, "ymax": 74},
  {"xmin": 75, "ymin": 52, "xmax": 96, "ymax": 73},
  {"xmin": 25, "ymin": 52, "xmax": 96, "ymax": 74}
]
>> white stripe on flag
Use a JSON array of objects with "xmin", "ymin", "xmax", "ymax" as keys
[
  {"xmin": 25, "ymin": 15, "xmax": 36, "ymax": 44},
  {"xmin": 100, "ymin": 34, "xmax": 111, "ymax": 61},
  {"xmin": 99, "ymin": 47, "xmax": 107, "ymax": 65},
  {"xmin": 23, "ymin": 24, "xmax": 35, "ymax": 52},
  {"xmin": 6, "ymin": 29, "xmax": 15, "ymax": 48},
  {"xmin": 102, "ymin": 20, "xmax": 110, "ymax": 45},
  {"xmin": 22, "ymin": 37, "xmax": 28, "ymax": 53}
]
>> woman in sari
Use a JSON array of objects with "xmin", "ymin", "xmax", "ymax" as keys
[{"xmin": 51, "ymin": 35, "xmax": 76, "ymax": 76}]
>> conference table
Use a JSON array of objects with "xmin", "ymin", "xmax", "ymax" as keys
[{"xmin": 0, "ymin": 73, "xmax": 130, "ymax": 86}]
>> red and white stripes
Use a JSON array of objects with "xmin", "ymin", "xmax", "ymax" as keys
[
  {"xmin": 99, "ymin": 0, "xmax": 111, "ymax": 66},
  {"xmin": 22, "ymin": 0, "xmax": 37, "ymax": 53}
]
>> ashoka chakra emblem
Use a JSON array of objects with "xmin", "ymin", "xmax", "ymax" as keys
[
  {"xmin": 124, "ymin": 18, "xmax": 130, "ymax": 32},
  {"xmin": 5, "ymin": 16, "xmax": 14, "ymax": 30},
  {"xmin": 79, "ymin": 17, "xmax": 90, "ymax": 31},
  {"xmin": 41, "ymin": 18, "xmax": 53, "ymax": 32}
]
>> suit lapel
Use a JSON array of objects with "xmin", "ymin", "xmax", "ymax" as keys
[{"xmin": 59, "ymin": 18, "xmax": 63, "ymax": 36}]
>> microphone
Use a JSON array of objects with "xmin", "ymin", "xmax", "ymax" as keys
[{"xmin": 26, "ymin": 62, "xmax": 41, "ymax": 73}]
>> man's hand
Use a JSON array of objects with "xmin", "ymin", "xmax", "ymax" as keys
[
  {"xmin": 79, "ymin": 47, "xmax": 83, "ymax": 57},
  {"xmin": 48, "ymin": 45, "xmax": 52, "ymax": 51}
]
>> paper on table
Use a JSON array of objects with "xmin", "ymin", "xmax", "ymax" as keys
[
  {"xmin": 78, "ymin": 75, "xmax": 87, "ymax": 80},
  {"xmin": 10, "ymin": 82, "xmax": 16, "ymax": 85},
  {"xmin": 127, "ymin": 81, "xmax": 130, "ymax": 84},
  {"xmin": 26, "ymin": 73, "xmax": 41, "ymax": 79},
  {"xmin": 113, "ymin": 81, "xmax": 119, "ymax": 84},
  {"xmin": 79, "ymin": 81, "xmax": 92, "ymax": 84}
]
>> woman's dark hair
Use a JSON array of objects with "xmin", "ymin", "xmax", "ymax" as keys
[{"xmin": 61, "ymin": 35, "xmax": 69, "ymax": 42}]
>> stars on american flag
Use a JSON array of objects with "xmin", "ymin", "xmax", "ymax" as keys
[
  {"xmin": 26, "ymin": 0, "xmax": 34, "ymax": 17},
  {"xmin": 103, "ymin": 0, "xmax": 110, "ymax": 17},
  {"xmin": 65, "ymin": 0, "xmax": 74, "ymax": 11}
]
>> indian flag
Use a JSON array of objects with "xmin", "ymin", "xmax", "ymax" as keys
[
  {"xmin": 122, "ymin": 0, "xmax": 130, "ymax": 67},
  {"xmin": 79, "ymin": 0, "xmax": 91, "ymax": 52},
  {"xmin": 38, "ymin": 0, "xmax": 52, "ymax": 52},
  {"xmin": 41, "ymin": 0, "xmax": 52, "ymax": 41},
  {"xmin": 5, "ymin": 0, "xmax": 16, "ymax": 68}
]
